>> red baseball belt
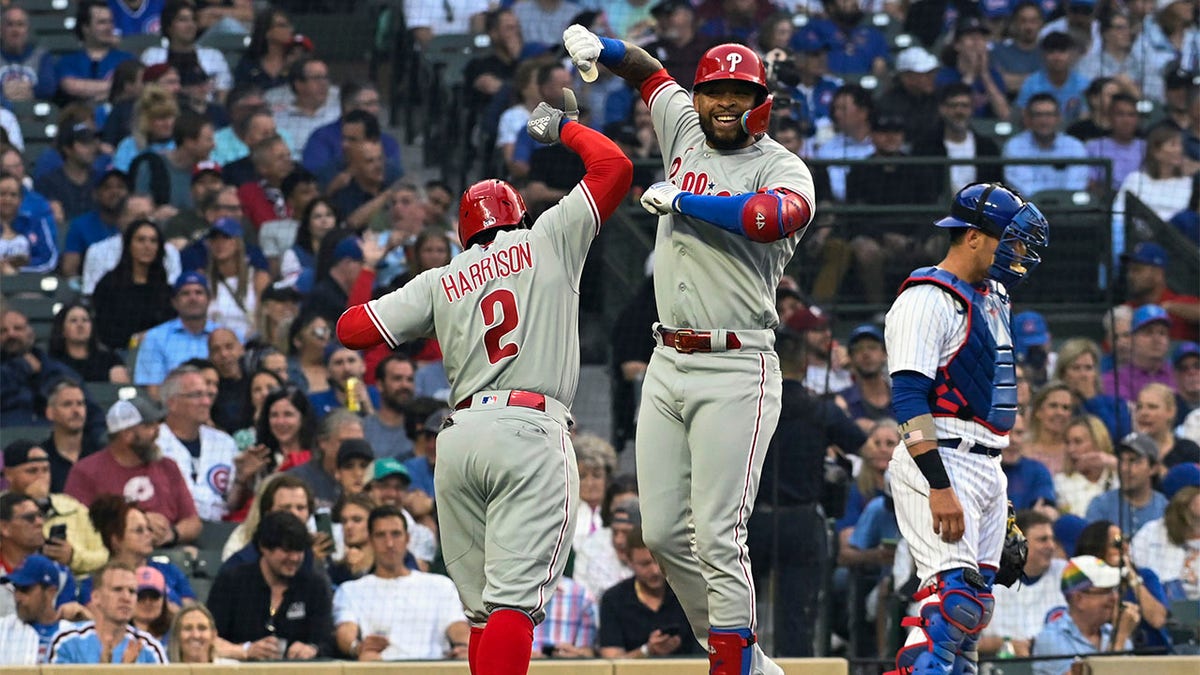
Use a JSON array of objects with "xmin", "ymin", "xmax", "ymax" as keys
[
  {"xmin": 454, "ymin": 389, "xmax": 547, "ymax": 412},
  {"xmin": 658, "ymin": 327, "xmax": 742, "ymax": 354}
]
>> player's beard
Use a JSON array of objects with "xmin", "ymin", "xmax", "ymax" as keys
[{"xmin": 699, "ymin": 115, "xmax": 751, "ymax": 150}]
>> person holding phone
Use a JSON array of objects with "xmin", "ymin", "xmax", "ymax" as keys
[{"xmin": 2, "ymin": 440, "xmax": 108, "ymax": 576}]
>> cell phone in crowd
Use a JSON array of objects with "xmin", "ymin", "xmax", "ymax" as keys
[
  {"xmin": 49, "ymin": 524, "xmax": 67, "ymax": 542},
  {"xmin": 315, "ymin": 508, "xmax": 333, "ymax": 538}
]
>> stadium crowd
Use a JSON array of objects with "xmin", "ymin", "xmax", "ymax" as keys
[{"xmin": 0, "ymin": 0, "xmax": 1198, "ymax": 669}]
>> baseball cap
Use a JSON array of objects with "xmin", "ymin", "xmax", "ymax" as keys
[
  {"xmin": 847, "ymin": 323, "xmax": 884, "ymax": 348},
  {"xmin": 955, "ymin": 15, "xmax": 990, "ymax": 36},
  {"xmin": 1013, "ymin": 310, "xmax": 1050, "ymax": 357},
  {"xmin": 1041, "ymin": 31, "xmax": 1076, "ymax": 51},
  {"xmin": 650, "ymin": 0, "xmax": 693, "ymax": 18},
  {"xmin": 261, "ymin": 283, "xmax": 303, "ymax": 304},
  {"xmin": 173, "ymin": 270, "xmax": 210, "ymax": 296},
  {"xmin": 1160, "ymin": 462, "xmax": 1200, "ymax": 500},
  {"xmin": 1173, "ymin": 341, "xmax": 1200, "ymax": 365},
  {"xmin": 135, "ymin": 566, "xmax": 167, "ymax": 594},
  {"xmin": 1053, "ymin": 514, "xmax": 1087, "ymax": 556},
  {"xmin": 60, "ymin": 122, "xmax": 98, "ymax": 145},
  {"xmin": 896, "ymin": 46, "xmax": 939, "ymax": 74},
  {"xmin": 207, "ymin": 217, "xmax": 243, "ymax": 239},
  {"xmin": 1, "ymin": 554, "xmax": 60, "ymax": 588},
  {"xmin": 367, "ymin": 457, "xmax": 411, "ymax": 485},
  {"xmin": 422, "ymin": 409, "xmax": 452, "ymax": 436},
  {"xmin": 336, "ymin": 438, "xmax": 375, "ymax": 467},
  {"xmin": 792, "ymin": 29, "xmax": 831, "ymax": 53},
  {"xmin": 143, "ymin": 63, "xmax": 173, "ymax": 83},
  {"xmin": 1116, "ymin": 432, "xmax": 1158, "ymax": 463},
  {"xmin": 191, "ymin": 160, "xmax": 222, "ymax": 183},
  {"xmin": 611, "ymin": 496, "xmax": 642, "ymax": 526},
  {"xmin": 94, "ymin": 167, "xmax": 130, "ymax": 190},
  {"xmin": 1131, "ymin": 304, "xmax": 1170, "ymax": 333},
  {"xmin": 1121, "ymin": 241, "xmax": 1168, "ymax": 268},
  {"xmin": 106, "ymin": 396, "xmax": 165, "ymax": 434},
  {"xmin": 870, "ymin": 110, "xmax": 907, "ymax": 132},
  {"xmin": 1062, "ymin": 555, "xmax": 1121, "ymax": 596},
  {"xmin": 786, "ymin": 305, "xmax": 830, "ymax": 332},
  {"xmin": 3, "ymin": 439, "xmax": 49, "ymax": 468},
  {"xmin": 332, "ymin": 237, "xmax": 363, "ymax": 263}
]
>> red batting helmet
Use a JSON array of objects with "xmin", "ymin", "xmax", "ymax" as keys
[
  {"xmin": 458, "ymin": 179, "xmax": 530, "ymax": 247},
  {"xmin": 693, "ymin": 44, "xmax": 774, "ymax": 136}
]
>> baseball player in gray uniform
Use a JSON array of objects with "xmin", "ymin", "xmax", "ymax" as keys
[
  {"xmin": 885, "ymin": 182, "xmax": 1049, "ymax": 675},
  {"xmin": 337, "ymin": 91, "xmax": 632, "ymax": 675},
  {"xmin": 564, "ymin": 25, "xmax": 816, "ymax": 675}
]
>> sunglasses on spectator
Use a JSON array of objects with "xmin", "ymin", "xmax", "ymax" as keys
[{"xmin": 138, "ymin": 590, "xmax": 164, "ymax": 601}]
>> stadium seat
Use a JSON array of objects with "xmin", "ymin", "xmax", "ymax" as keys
[
  {"xmin": 190, "ymin": 548, "xmax": 223, "ymax": 581},
  {"xmin": 0, "ymin": 272, "xmax": 59, "ymax": 298},
  {"xmin": 22, "ymin": 0, "xmax": 74, "ymax": 13},
  {"xmin": 195, "ymin": 519, "xmax": 238, "ymax": 552},
  {"xmin": 150, "ymin": 548, "xmax": 194, "ymax": 575},
  {"xmin": 121, "ymin": 33, "xmax": 165, "ymax": 55},
  {"xmin": 0, "ymin": 425, "xmax": 50, "ymax": 447},
  {"xmin": 27, "ymin": 13, "xmax": 74, "ymax": 35},
  {"xmin": 84, "ymin": 382, "xmax": 137, "ymax": 409},
  {"xmin": 39, "ymin": 32, "xmax": 80, "ymax": 54},
  {"xmin": 5, "ymin": 100, "xmax": 57, "ymax": 122}
]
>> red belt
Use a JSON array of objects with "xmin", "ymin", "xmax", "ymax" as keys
[
  {"xmin": 454, "ymin": 390, "xmax": 547, "ymax": 412},
  {"xmin": 659, "ymin": 328, "xmax": 741, "ymax": 354}
]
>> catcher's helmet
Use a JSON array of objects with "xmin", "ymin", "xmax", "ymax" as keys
[
  {"xmin": 935, "ymin": 182, "xmax": 1050, "ymax": 288},
  {"xmin": 693, "ymin": 44, "xmax": 774, "ymax": 136},
  {"xmin": 458, "ymin": 179, "xmax": 531, "ymax": 248}
]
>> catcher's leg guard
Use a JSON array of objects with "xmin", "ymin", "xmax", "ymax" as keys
[
  {"xmin": 894, "ymin": 568, "xmax": 988, "ymax": 675},
  {"xmin": 951, "ymin": 568, "xmax": 995, "ymax": 675},
  {"xmin": 709, "ymin": 627, "xmax": 756, "ymax": 675}
]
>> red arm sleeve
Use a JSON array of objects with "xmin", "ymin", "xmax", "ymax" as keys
[
  {"xmin": 639, "ymin": 68, "xmax": 674, "ymax": 106},
  {"xmin": 559, "ymin": 122, "xmax": 633, "ymax": 223},
  {"xmin": 337, "ymin": 304, "xmax": 391, "ymax": 351}
]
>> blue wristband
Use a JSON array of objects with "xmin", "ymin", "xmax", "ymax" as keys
[{"xmin": 597, "ymin": 36, "xmax": 626, "ymax": 67}]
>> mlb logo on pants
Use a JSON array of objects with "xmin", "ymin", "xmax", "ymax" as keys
[{"xmin": 480, "ymin": 395, "xmax": 500, "ymax": 405}]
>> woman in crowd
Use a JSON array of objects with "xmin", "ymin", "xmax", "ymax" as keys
[
  {"xmin": 140, "ymin": 0, "xmax": 233, "ymax": 96},
  {"xmin": 47, "ymin": 302, "xmax": 129, "ymax": 383},
  {"xmin": 1132, "ymin": 484, "xmax": 1200, "ymax": 601},
  {"xmin": 99, "ymin": 60, "xmax": 146, "ymax": 147},
  {"xmin": 132, "ymin": 566, "xmax": 175, "ymax": 645},
  {"xmin": 756, "ymin": 12, "xmax": 795, "ymax": 56},
  {"xmin": 1054, "ymin": 415, "xmax": 1119, "ymax": 516},
  {"xmin": 256, "ymin": 385, "xmax": 317, "ymax": 472},
  {"xmin": 0, "ymin": 173, "xmax": 31, "ymax": 275},
  {"xmin": 1025, "ymin": 381, "xmax": 1075, "ymax": 476},
  {"xmin": 1075, "ymin": 519, "xmax": 1171, "ymax": 648},
  {"xmin": 374, "ymin": 185, "xmax": 425, "ymax": 287},
  {"xmin": 286, "ymin": 313, "xmax": 331, "ymax": 393},
  {"xmin": 1129, "ymin": 0, "xmax": 1200, "ymax": 100},
  {"xmin": 82, "ymin": 495, "xmax": 195, "ymax": 606},
  {"xmin": 279, "ymin": 198, "xmax": 339, "ymax": 289},
  {"xmin": 328, "ymin": 492, "xmax": 375, "ymax": 585},
  {"xmin": 1076, "ymin": 11, "xmax": 1141, "ymax": 94},
  {"xmin": 91, "ymin": 219, "xmax": 177, "ymax": 352},
  {"xmin": 1113, "ymin": 125, "xmax": 1194, "ymax": 234},
  {"xmin": 233, "ymin": 7, "xmax": 295, "ymax": 90},
  {"xmin": 111, "ymin": 85, "xmax": 179, "ymax": 172},
  {"xmin": 393, "ymin": 227, "xmax": 454, "ymax": 287},
  {"xmin": 205, "ymin": 221, "xmax": 270, "ymax": 338},
  {"xmin": 837, "ymin": 419, "xmax": 894, "ymax": 540},
  {"xmin": 232, "ymin": 368, "xmax": 284, "ymax": 450},
  {"xmin": 573, "ymin": 433, "xmax": 618, "ymax": 547},
  {"xmin": 1135, "ymin": 383, "xmax": 1200, "ymax": 469},
  {"xmin": 255, "ymin": 284, "xmax": 301, "ymax": 354},
  {"xmin": 167, "ymin": 604, "xmax": 241, "ymax": 663},
  {"xmin": 1054, "ymin": 337, "xmax": 1132, "ymax": 440}
]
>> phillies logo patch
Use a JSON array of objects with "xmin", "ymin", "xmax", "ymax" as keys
[
  {"xmin": 207, "ymin": 465, "xmax": 231, "ymax": 494},
  {"xmin": 726, "ymin": 52, "xmax": 742, "ymax": 71}
]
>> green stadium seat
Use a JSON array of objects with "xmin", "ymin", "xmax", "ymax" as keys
[
  {"xmin": 120, "ymin": 33, "xmax": 164, "ymax": 55},
  {"xmin": 0, "ymin": 425, "xmax": 50, "ymax": 447},
  {"xmin": 0, "ymin": 272, "xmax": 60, "ymax": 298},
  {"xmin": 28, "ymin": 13, "xmax": 74, "ymax": 35},
  {"xmin": 195, "ymin": 519, "xmax": 238, "ymax": 553},
  {"xmin": 5, "ymin": 100, "xmax": 57, "ymax": 122},
  {"xmin": 18, "ymin": 118, "xmax": 58, "ymax": 143},
  {"xmin": 22, "ymin": 0, "xmax": 74, "ymax": 14},
  {"xmin": 190, "ymin": 548, "xmax": 224, "ymax": 582},
  {"xmin": 84, "ymin": 382, "xmax": 137, "ymax": 409},
  {"xmin": 39, "ymin": 32, "xmax": 80, "ymax": 55},
  {"xmin": 150, "ymin": 548, "xmax": 194, "ymax": 575}
]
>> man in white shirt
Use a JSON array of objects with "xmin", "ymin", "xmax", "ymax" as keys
[
  {"xmin": 155, "ymin": 365, "xmax": 239, "ymax": 521},
  {"xmin": 333, "ymin": 505, "xmax": 470, "ymax": 660},
  {"xmin": 980, "ymin": 510, "xmax": 1068, "ymax": 657},
  {"xmin": 404, "ymin": 0, "xmax": 493, "ymax": 46},
  {"xmin": 270, "ymin": 57, "xmax": 340, "ymax": 155}
]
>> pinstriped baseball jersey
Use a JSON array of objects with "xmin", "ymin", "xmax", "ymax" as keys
[
  {"xmin": 644, "ymin": 79, "xmax": 815, "ymax": 330},
  {"xmin": 885, "ymin": 277, "xmax": 1014, "ymax": 449},
  {"xmin": 364, "ymin": 184, "xmax": 601, "ymax": 408}
]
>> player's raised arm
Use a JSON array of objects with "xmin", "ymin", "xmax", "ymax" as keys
[
  {"xmin": 639, "ymin": 182, "xmax": 814, "ymax": 243},
  {"xmin": 563, "ymin": 25, "xmax": 665, "ymax": 92},
  {"xmin": 527, "ymin": 88, "xmax": 633, "ymax": 223}
]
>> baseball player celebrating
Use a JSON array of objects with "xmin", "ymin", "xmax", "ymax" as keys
[
  {"xmin": 564, "ymin": 24, "xmax": 816, "ymax": 675},
  {"xmin": 336, "ymin": 91, "xmax": 632, "ymax": 675},
  {"xmin": 885, "ymin": 182, "xmax": 1049, "ymax": 675}
]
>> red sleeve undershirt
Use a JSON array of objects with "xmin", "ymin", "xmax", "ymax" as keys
[
  {"xmin": 639, "ymin": 68, "xmax": 674, "ymax": 106},
  {"xmin": 558, "ymin": 121, "xmax": 633, "ymax": 223}
]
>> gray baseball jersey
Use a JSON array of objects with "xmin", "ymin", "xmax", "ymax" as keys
[
  {"xmin": 645, "ymin": 78, "xmax": 815, "ymax": 330},
  {"xmin": 364, "ymin": 184, "xmax": 600, "ymax": 408}
]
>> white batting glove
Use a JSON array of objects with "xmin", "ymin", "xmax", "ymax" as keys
[
  {"xmin": 563, "ymin": 24, "xmax": 602, "ymax": 78},
  {"xmin": 640, "ymin": 181, "xmax": 683, "ymax": 215}
]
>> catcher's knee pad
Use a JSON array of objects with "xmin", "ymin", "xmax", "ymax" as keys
[
  {"xmin": 709, "ymin": 627, "xmax": 756, "ymax": 675},
  {"xmin": 952, "ymin": 568, "xmax": 996, "ymax": 675},
  {"xmin": 895, "ymin": 568, "xmax": 988, "ymax": 675}
]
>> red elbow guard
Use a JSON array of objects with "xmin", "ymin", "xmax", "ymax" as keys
[
  {"xmin": 741, "ymin": 188, "xmax": 814, "ymax": 243},
  {"xmin": 337, "ymin": 304, "xmax": 388, "ymax": 350}
]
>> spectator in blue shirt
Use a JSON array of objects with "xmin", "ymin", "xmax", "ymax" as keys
[
  {"xmin": 2, "ymin": 553, "xmax": 77, "ymax": 663},
  {"xmin": 48, "ymin": 562, "xmax": 167, "ymax": 664},
  {"xmin": 1086, "ymin": 432, "xmax": 1167, "ymax": 536},
  {"xmin": 301, "ymin": 83, "xmax": 403, "ymax": 189},
  {"xmin": 1003, "ymin": 92, "xmax": 1090, "ymax": 194},
  {"xmin": 133, "ymin": 271, "xmax": 233, "ymax": 396},
  {"xmin": 54, "ymin": 1, "xmax": 134, "ymax": 105},
  {"xmin": 403, "ymin": 407, "xmax": 448, "ymax": 500},
  {"xmin": 803, "ymin": 0, "xmax": 890, "ymax": 77},
  {"xmin": 0, "ymin": 5, "xmax": 59, "ymax": 104},
  {"xmin": 1032, "ymin": 555, "xmax": 1137, "ymax": 675},
  {"xmin": 934, "ymin": 15, "xmax": 1011, "ymax": 120},
  {"xmin": 108, "ymin": 0, "xmax": 165, "ymax": 37},
  {"xmin": 1016, "ymin": 31, "xmax": 1090, "ymax": 122},
  {"xmin": 61, "ymin": 168, "xmax": 130, "ymax": 278},
  {"xmin": 1002, "ymin": 412, "xmax": 1059, "ymax": 511},
  {"xmin": 786, "ymin": 30, "xmax": 843, "ymax": 140},
  {"xmin": 0, "ymin": 147, "xmax": 59, "ymax": 273}
]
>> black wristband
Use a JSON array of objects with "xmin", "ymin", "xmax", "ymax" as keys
[{"xmin": 914, "ymin": 450, "xmax": 952, "ymax": 489}]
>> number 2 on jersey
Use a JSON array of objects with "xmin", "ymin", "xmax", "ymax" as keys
[{"xmin": 481, "ymin": 289, "xmax": 520, "ymax": 364}]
